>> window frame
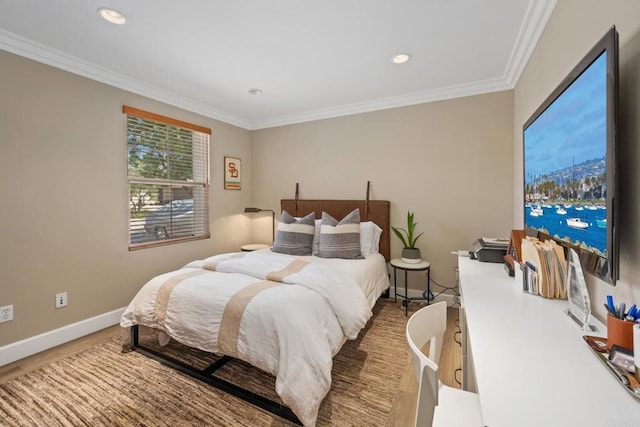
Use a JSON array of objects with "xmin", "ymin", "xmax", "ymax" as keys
[{"xmin": 124, "ymin": 106, "xmax": 211, "ymax": 250}]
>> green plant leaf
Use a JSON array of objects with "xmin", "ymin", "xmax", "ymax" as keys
[
  {"xmin": 393, "ymin": 211, "xmax": 422, "ymax": 248},
  {"xmin": 391, "ymin": 226, "xmax": 409, "ymax": 248}
]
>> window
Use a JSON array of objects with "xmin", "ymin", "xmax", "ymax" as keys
[{"xmin": 124, "ymin": 106, "xmax": 210, "ymax": 249}]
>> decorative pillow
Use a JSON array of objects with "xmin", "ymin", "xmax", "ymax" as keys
[
  {"xmin": 311, "ymin": 218, "xmax": 382, "ymax": 255},
  {"xmin": 271, "ymin": 211, "xmax": 315, "ymax": 256},
  {"xmin": 312, "ymin": 219, "xmax": 321, "ymax": 254},
  {"xmin": 360, "ymin": 221, "xmax": 383, "ymax": 255},
  {"xmin": 317, "ymin": 209, "xmax": 364, "ymax": 259}
]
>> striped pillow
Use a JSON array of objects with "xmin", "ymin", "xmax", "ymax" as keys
[
  {"xmin": 271, "ymin": 211, "xmax": 315, "ymax": 256},
  {"xmin": 317, "ymin": 209, "xmax": 364, "ymax": 259}
]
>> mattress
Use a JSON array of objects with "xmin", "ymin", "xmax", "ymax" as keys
[{"xmin": 120, "ymin": 249, "xmax": 390, "ymax": 426}]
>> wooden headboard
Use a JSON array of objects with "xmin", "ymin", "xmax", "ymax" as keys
[{"xmin": 280, "ymin": 199, "xmax": 391, "ymax": 262}]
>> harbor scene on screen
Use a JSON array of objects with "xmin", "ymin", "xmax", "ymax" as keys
[{"xmin": 524, "ymin": 52, "xmax": 607, "ymax": 256}]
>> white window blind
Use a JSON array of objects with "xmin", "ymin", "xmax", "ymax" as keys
[{"xmin": 124, "ymin": 106, "xmax": 211, "ymax": 249}]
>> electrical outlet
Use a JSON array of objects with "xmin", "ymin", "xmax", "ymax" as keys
[
  {"xmin": 0, "ymin": 305, "xmax": 13, "ymax": 323},
  {"xmin": 55, "ymin": 292, "xmax": 67, "ymax": 309}
]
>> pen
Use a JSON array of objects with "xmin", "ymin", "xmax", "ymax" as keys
[
  {"xmin": 618, "ymin": 302, "xmax": 626, "ymax": 319},
  {"xmin": 606, "ymin": 295, "xmax": 616, "ymax": 315},
  {"xmin": 603, "ymin": 303, "xmax": 617, "ymax": 317},
  {"xmin": 627, "ymin": 305, "xmax": 638, "ymax": 321}
]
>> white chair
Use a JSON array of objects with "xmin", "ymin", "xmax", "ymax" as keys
[{"xmin": 406, "ymin": 301, "xmax": 484, "ymax": 427}]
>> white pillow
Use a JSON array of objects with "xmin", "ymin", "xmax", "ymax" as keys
[
  {"xmin": 360, "ymin": 221, "xmax": 383, "ymax": 255},
  {"xmin": 310, "ymin": 219, "xmax": 381, "ymax": 255}
]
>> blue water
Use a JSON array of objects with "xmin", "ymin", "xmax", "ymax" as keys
[{"xmin": 525, "ymin": 205, "xmax": 607, "ymax": 255}]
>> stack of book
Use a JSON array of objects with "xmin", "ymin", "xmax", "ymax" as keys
[{"xmin": 520, "ymin": 236, "xmax": 567, "ymax": 299}]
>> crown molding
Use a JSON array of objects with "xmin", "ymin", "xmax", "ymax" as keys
[
  {"xmin": 503, "ymin": 0, "xmax": 558, "ymax": 87},
  {"xmin": 1, "ymin": 0, "xmax": 555, "ymax": 132},
  {"xmin": 251, "ymin": 0, "xmax": 556, "ymax": 130},
  {"xmin": 249, "ymin": 78, "xmax": 512, "ymax": 130},
  {"xmin": 0, "ymin": 29, "xmax": 252, "ymax": 130}
]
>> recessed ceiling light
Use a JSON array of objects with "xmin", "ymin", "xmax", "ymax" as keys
[
  {"xmin": 392, "ymin": 53, "xmax": 411, "ymax": 64},
  {"xmin": 98, "ymin": 8, "xmax": 126, "ymax": 25},
  {"xmin": 248, "ymin": 88, "xmax": 263, "ymax": 95}
]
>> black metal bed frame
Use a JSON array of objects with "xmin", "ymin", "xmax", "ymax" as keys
[{"xmin": 130, "ymin": 325, "xmax": 302, "ymax": 425}]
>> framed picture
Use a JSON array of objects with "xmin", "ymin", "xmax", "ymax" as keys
[
  {"xmin": 609, "ymin": 345, "xmax": 635, "ymax": 372},
  {"xmin": 224, "ymin": 156, "xmax": 241, "ymax": 190}
]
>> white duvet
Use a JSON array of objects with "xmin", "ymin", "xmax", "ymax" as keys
[{"xmin": 120, "ymin": 250, "xmax": 389, "ymax": 426}]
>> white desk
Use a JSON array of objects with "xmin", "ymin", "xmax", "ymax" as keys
[{"xmin": 458, "ymin": 255, "xmax": 639, "ymax": 427}]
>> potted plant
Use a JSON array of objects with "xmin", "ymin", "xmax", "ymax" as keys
[{"xmin": 392, "ymin": 211, "xmax": 424, "ymax": 264}]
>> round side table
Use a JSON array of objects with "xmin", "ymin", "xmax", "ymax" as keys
[{"xmin": 390, "ymin": 258, "xmax": 431, "ymax": 316}]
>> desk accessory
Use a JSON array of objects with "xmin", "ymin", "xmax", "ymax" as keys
[
  {"xmin": 566, "ymin": 248, "xmax": 597, "ymax": 332},
  {"xmin": 520, "ymin": 236, "xmax": 568, "ymax": 299},
  {"xmin": 506, "ymin": 229, "xmax": 525, "ymax": 262},
  {"xmin": 609, "ymin": 345, "xmax": 635, "ymax": 372},
  {"xmin": 606, "ymin": 313, "xmax": 635, "ymax": 350},
  {"xmin": 503, "ymin": 258, "xmax": 515, "ymax": 276},
  {"xmin": 503, "ymin": 229, "xmax": 525, "ymax": 276},
  {"xmin": 583, "ymin": 335, "xmax": 640, "ymax": 398}
]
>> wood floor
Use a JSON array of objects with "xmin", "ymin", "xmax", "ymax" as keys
[
  {"xmin": 0, "ymin": 304, "xmax": 461, "ymax": 426},
  {"xmin": 386, "ymin": 305, "xmax": 461, "ymax": 427},
  {"xmin": 0, "ymin": 325, "xmax": 122, "ymax": 385}
]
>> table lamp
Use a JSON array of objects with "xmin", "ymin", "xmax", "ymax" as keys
[{"xmin": 244, "ymin": 207, "xmax": 276, "ymax": 243}]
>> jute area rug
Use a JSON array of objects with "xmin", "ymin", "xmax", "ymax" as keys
[{"xmin": 0, "ymin": 300, "xmax": 408, "ymax": 426}]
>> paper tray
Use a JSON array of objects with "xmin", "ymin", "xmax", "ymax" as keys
[{"xmin": 583, "ymin": 335, "xmax": 640, "ymax": 400}]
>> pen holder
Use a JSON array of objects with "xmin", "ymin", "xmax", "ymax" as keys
[{"xmin": 606, "ymin": 313, "xmax": 635, "ymax": 350}]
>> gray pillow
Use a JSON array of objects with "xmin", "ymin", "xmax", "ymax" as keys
[
  {"xmin": 317, "ymin": 209, "xmax": 364, "ymax": 259},
  {"xmin": 271, "ymin": 211, "xmax": 315, "ymax": 256}
]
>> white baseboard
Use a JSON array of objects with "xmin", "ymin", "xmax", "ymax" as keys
[
  {"xmin": 0, "ymin": 307, "xmax": 125, "ymax": 367},
  {"xmin": 0, "ymin": 291, "xmax": 458, "ymax": 367}
]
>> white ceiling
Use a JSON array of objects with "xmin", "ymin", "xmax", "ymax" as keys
[{"xmin": 0, "ymin": 0, "xmax": 556, "ymax": 130}]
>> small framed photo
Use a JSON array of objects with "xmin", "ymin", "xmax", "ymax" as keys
[
  {"xmin": 609, "ymin": 345, "xmax": 635, "ymax": 373},
  {"xmin": 224, "ymin": 156, "xmax": 241, "ymax": 190}
]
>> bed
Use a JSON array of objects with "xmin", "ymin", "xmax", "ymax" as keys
[{"xmin": 120, "ymin": 198, "xmax": 391, "ymax": 426}]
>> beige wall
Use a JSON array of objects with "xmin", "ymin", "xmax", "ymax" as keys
[
  {"xmin": 513, "ymin": 0, "xmax": 640, "ymax": 322},
  {"xmin": 0, "ymin": 51, "xmax": 253, "ymax": 346},
  {"xmin": 16, "ymin": 1, "xmax": 638, "ymax": 349},
  {"xmin": 3, "ymin": 51, "xmax": 514, "ymax": 349},
  {"xmin": 252, "ymin": 92, "xmax": 514, "ymax": 292}
]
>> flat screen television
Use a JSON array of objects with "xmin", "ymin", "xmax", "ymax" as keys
[{"xmin": 523, "ymin": 27, "xmax": 619, "ymax": 285}]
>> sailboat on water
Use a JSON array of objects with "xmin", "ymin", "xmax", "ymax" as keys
[
  {"xmin": 565, "ymin": 157, "xmax": 589, "ymax": 229},
  {"xmin": 567, "ymin": 217, "xmax": 589, "ymax": 229}
]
